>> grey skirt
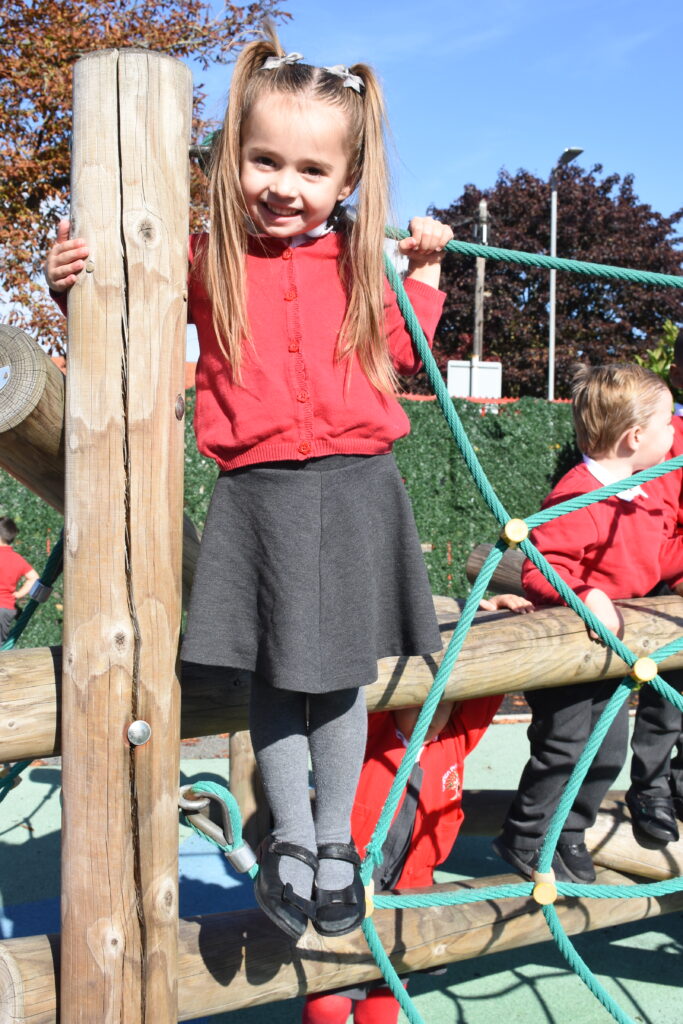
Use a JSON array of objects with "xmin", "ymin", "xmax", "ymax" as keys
[{"xmin": 181, "ymin": 453, "xmax": 442, "ymax": 693}]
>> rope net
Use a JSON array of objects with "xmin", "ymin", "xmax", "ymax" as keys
[{"xmin": 355, "ymin": 245, "xmax": 683, "ymax": 1024}]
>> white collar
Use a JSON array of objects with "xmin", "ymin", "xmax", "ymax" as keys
[
  {"xmin": 246, "ymin": 217, "xmax": 333, "ymax": 248},
  {"xmin": 582, "ymin": 454, "xmax": 648, "ymax": 502},
  {"xmin": 675, "ymin": 402, "xmax": 683, "ymax": 417},
  {"xmin": 289, "ymin": 219, "xmax": 334, "ymax": 248}
]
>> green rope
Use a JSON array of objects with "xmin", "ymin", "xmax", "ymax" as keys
[
  {"xmin": 543, "ymin": 904, "xmax": 638, "ymax": 1024},
  {"xmin": 375, "ymin": 874, "xmax": 683, "ymax": 908},
  {"xmin": 0, "ymin": 759, "xmax": 32, "ymax": 805},
  {"xmin": 387, "ymin": 227, "xmax": 683, "ymax": 289},
  {"xmin": 526, "ymin": 454, "xmax": 683, "ymax": 528},
  {"xmin": 181, "ymin": 779, "xmax": 259, "ymax": 880},
  {"xmin": 363, "ymin": 253, "xmax": 683, "ymax": 1024}
]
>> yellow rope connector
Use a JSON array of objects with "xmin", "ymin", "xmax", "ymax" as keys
[
  {"xmin": 364, "ymin": 878, "xmax": 375, "ymax": 918},
  {"xmin": 501, "ymin": 518, "xmax": 529, "ymax": 548},
  {"xmin": 532, "ymin": 868, "xmax": 557, "ymax": 905},
  {"xmin": 630, "ymin": 657, "xmax": 658, "ymax": 686}
]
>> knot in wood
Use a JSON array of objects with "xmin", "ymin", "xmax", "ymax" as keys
[{"xmin": 137, "ymin": 218, "xmax": 157, "ymax": 244}]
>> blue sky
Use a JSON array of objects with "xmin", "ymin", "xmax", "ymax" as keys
[
  {"xmin": 185, "ymin": 0, "xmax": 682, "ymax": 359},
  {"xmin": 190, "ymin": 0, "xmax": 683, "ymax": 227}
]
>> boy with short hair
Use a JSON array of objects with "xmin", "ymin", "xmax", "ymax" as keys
[
  {"xmin": 627, "ymin": 338, "xmax": 683, "ymax": 844},
  {"xmin": 0, "ymin": 517, "xmax": 38, "ymax": 644},
  {"xmin": 493, "ymin": 363, "xmax": 683, "ymax": 883}
]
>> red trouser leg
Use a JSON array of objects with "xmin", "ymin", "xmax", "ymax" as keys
[
  {"xmin": 302, "ymin": 993, "xmax": 353, "ymax": 1024},
  {"xmin": 354, "ymin": 986, "xmax": 403, "ymax": 1024}
]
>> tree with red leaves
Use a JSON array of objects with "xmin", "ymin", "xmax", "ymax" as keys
[
  {"xmin": 0, "ymin": 0, "xmax": 288, "ymax": 355},
  {"xmin": 418, "ymin": 165, "xmax": 683, "ymax": 398}
]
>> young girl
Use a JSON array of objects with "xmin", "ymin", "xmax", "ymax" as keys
[{"xmin": 45, "ymin": 28, "xmax": 453, "ymax": 942}]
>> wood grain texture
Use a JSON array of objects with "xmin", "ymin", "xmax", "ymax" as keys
[
  {"xmin": 3, "ymin": 594, "xmax": 683, "ymax": 762},
  {"xmin": 60, "ymin": 49, "xmax": 190, "ymax": 1024},
  {"xmin": 3, "ymin": 863, "xmax": 683, "ymax": 1023},
  {"xmin": 0, "ymin": 324, "xmax": 201, "ymax": 606}
]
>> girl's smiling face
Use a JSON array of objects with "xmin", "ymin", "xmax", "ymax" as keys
[{"xmin": 240, "ymin": 93, "xmax": 354, "ymax": 238}]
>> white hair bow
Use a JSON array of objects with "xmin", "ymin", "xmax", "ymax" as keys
[
  {"xmin": 260, "ymin": 52, "xmax": 304, "ymax": 71},
  {"xmin": 322, "ymin": 65, "xmax": 364, "ymax": 93}
]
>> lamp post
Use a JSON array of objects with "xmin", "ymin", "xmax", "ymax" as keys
[{"xmin": 548, "ymin": 146, "xmax": 583, "ymax": 400}]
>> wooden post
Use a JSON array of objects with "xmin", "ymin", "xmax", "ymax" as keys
[
  {"xmin": 228, "ymin": 730, "xmax": 271, "ymax": 851},
  {"xmin": 61, "ymin": 49, "xmax": 191, "ymax": 1023},
  {"xmin": 466, "ymin": 541, "xmax": 525, "ymax": 596},
  {"xmin": 0, "ymin": 323, "xmax": 202, "ymax": 606}
]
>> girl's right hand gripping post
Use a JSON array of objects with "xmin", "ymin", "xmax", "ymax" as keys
[{"xmin": 44, "ymin": 218, "xmax": 90, "ymax": 293}]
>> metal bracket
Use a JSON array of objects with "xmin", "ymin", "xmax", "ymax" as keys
[
  {"xmin": 178, "ymin": 783, "xmax": 257, "ymax": 873},
  {"xmin": 29, "ymin": 580, "xmax": 53, "ymax": 603}
]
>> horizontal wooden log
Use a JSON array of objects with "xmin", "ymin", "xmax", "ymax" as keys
[
  {"xmin": 0, "ymin": 324, "xmax": 66, "ymax": 512},
  {"xmin": 466, "ymin": 541, "xmax": 525, "ymax": 595},
  {"xmin": 589, "ymin": 797, "xmax": 683, "ymax": 879},
  {"xmin": 0, "ymin": 323, "xmax": 200, "ymax": 605},
  {"xmin": 2, "ymin": 860, "xmax": 682, "ymax": 1023},
  {"xmin": 3, "ymin": 594, "xmax": 683, "ymax": 762}
]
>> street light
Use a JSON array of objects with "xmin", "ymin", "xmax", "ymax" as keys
[{"xmin": 548, "ymin": 146, "xmax": 583, "ymax": 400}]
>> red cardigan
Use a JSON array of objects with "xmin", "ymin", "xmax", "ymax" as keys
[
  {"xmin": 188, "ymin": 232, "xmax": 445, "ymax": 470},
  {"xmin": 351, "ymin": 697, "xmax": 501, "ymax": 889},
  {"xmin": 522, "ymin": 423, "xmax": 683, "ymax": 606}
]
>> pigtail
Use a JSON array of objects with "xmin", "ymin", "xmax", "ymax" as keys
[
  {"xmin": 204, "ymin": 31, "xmax": 285, "ymax": 379},
  {"xmin": 203, "ymin": 23, "xmax": 397, "ymax": 393},
  {"xmin": 336, "ymin": 65, "xmax": 398, "ymax": 394}
]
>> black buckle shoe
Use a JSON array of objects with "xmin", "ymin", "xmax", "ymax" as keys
[
  {"xmin": 626, "ymin": 791, "xmax": 680, "ymax": 844},
  {"xmin": 314, "ymin": 841, "xmax": 366, "ymax": 937},
  {"xmin": 254, "ymin": 836, "xmax": 318, "ymax": 940}
]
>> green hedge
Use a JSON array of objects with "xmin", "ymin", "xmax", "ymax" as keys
[
  {"xmin": 394, "ymin": 398, "xmax": 578, "ymax": 596},
  {"xmin": 0, "ymin": 394, "xmax": 577, "ymax": 648}
]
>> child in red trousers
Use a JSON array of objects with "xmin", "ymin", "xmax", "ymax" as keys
[{"xmin": 303, "ymin": 593, "xmax": 532, "ymax": 1024}]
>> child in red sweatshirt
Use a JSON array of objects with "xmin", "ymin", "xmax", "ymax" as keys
[{"xmin": 494, "ymin": 363, "xmax": 683, "ymax": 886}]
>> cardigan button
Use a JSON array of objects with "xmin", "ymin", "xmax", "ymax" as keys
[
  {"xmin": 282, "ymin": 248, "xmax": 292, "ymax": 260},
  {"xmin": 288, "ymin": 342, "xmax": 299, "ymax": 353},
  {"xmin": 296, "ymin": 390, "xmax": 309, "ymax": 403},
  {"xmin": 284, "ymin": 289, "xmax": 297, "ymax": 301},
  {"xmin": 297, "ymin": 441, "xmax": 311, "ymax": 455}
]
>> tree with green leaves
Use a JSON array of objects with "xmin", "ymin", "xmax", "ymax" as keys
[
  {"xmin": 420, "ymin": 165, "xmax": 683, "ymax": 398},
  {"xmin": 0, "ymin": 0, "xmax": 288, "ymax": 355}
]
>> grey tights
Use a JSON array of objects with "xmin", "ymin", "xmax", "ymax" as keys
[{"xmin": 249, "ymin": 676, "xmax": 368, "ymax": 899}]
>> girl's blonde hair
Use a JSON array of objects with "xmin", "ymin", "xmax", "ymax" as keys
[
  {"xmin": 202, "ymin": 25, "xmax": 395, "ymax": 390},
  {"xmin": 571, "ymin": 363, "xmax": 670, "ymax": 456}
]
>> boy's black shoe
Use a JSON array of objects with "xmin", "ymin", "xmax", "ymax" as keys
[
  {"xmin": 626, "ymin": 791, "xmax": 679, "ymax": 844},
  {"xmin": 492, "ymin": 835, "xmax": 594, "ymax": 884},
  {"xmin": 554, "ymin": 840, "xmax": 596, "ymax": 883},
  {"xmin": 491, "ymin": 835, "xmax": 538, "ymax": 879},
  {"xmin": 671, "ymin": 794, "xmax": 683, "ymax": 823}
]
